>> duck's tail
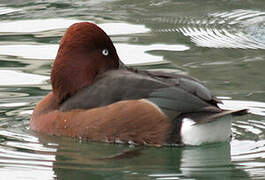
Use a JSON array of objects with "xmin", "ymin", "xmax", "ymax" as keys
[
  {"xmin": 168, "ymin": 109, "xmax": 248, "ymax": 146},
  {"xmin": 179, "ymin": 108, "xmax": 248, "ymax": 125}
]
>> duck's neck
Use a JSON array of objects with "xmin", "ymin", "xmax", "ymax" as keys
[{"xmin": 51, "ymin": 56, "xmax": 97, "ymax": 104}]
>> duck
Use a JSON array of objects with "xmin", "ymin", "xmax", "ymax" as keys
[{"xmin": 30, "ymin": 22, "xmax": 247, "ymax": 146}]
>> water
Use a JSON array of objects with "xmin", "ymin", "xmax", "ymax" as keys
[{"xmin": 0, "ymin": 0, "xmax": 265, "ymax": 179}]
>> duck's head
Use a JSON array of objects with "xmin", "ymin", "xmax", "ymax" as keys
[{"xmin": 51, "ymin": 22, "xmax": 120, "ymax": 103}]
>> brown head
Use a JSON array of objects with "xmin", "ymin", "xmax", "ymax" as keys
[{"xmin": 51, "ymin": 22, "xmax": 120, "ymax": 103}]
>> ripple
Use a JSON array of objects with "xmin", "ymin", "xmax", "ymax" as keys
[
  {"xmin": 219, "ymin": 100, "xmax": 265, "ymax": 116},
  {"xmin": 231, "ymin": 140, "xmax": 265, "ymax": 178},
  {"xmin": 0, "ymin": 102, "xmax": 27, "ymax": 108},
  {"xmin": 149, "ymin": 175, "xmax": 183, "ymax": 180},
  {"xmin": 151, "ymin": 9, "xmax": 265, "ymax": 49},
  {"xmin": 116, "ymin": 43, "xmax": 189, "ymax": 65},
  {"xmin": 0, "ymin": 70, "xmax": 49, "ymax": 86},
  {"xmin": 99, "ymin": 22, "xmax": 150, "ymax": 35},
  {"xmin": 19, "ymin": 110, "xmax": 33, "ymax": 116},
  {"xmin": 0, "ymin": 7, "xmax": 20, "ymax": 15},
  {"xmin": 219, "ymin": 98, "xmax": 265, "ymax": 177},
  {"xmin": 0, "ymin": 129, "xmax": 56, "ymax": 179},
  {"xmin": 0, "ymin": 18, "xmax": 185, "ymax": 65},
  {"xmin": 178, "ymin": 143, "xmax": 244, "ymax": 179},
  {"xmin": 0, "ymin": 45, "xmax": 58, "ymax": 60},
  {"xmin": 0, "ymin": 167, "xmax": 54, "ymax": 180},
  {"xmin": 0, "ymin": 91, "xmax": 28, "ymax": 98},
  {"xmin": 0, "ymin": 19, "xmax": 80, "ymax": 33},
  {"xmin": 0, "ymin": 18, "xmax": 150, "ymax": 36},
  {"xmin": 223, "ymin": 99, "xmax": 265, "ymax": 178},
  {"xmin": 0, "ymin": 43, "xmax": 189, "ymax": 65}
]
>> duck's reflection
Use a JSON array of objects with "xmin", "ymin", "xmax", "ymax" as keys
[
  {"xmin": 39, "ymin": 135, "xmax": 248, "ymax": 180},
  {"xmin": 180, "ymin": 143, "xmax": 233, "ymax": 179}
]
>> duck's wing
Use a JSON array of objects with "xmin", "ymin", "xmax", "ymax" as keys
[
  {"xmin": 137, "ymin": 69, "xmax": 222, "ymax": 104},
  {"xmin": 60, "ymin": 69, "xmax": 222, "ymax": 120}
]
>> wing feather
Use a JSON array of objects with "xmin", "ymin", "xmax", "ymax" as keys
[{"xmin": 60, "ymin": 69, "xmax": 220, "ymax": 119}]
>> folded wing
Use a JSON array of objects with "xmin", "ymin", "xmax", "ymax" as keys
[{"xmin": 60, "ymin": 69, "xmax": 225, "ymax": 122}]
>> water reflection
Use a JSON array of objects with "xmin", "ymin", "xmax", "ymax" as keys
[
  {"xmin": 180, "ymin": 144, "xmax": 247, "ymax": 179},
  {"xmin": 0, "ymin": 70, "xmax": 48, "ymax": 86},
  {"xmin": 0, "ymin": 43, "xmax": 189, "ymax": 65},
  {"xmin": 220, "ymin": 100, "xmax": 265, "ymax": 116},
  {"xmin": 0, "ymin": 19, "xmax": 150, "ymax": 36},
  {"xmin": 39, "ymin": 138, "xmax": 247, "ymax": 180},
  {"xmin": 0, "ymin": 129, "xmax": 55, "ymax": 179},
  {"xmin": 231, "ymin": 140, "xmax": 265, "ymax": 179},
  {"xmin": 0, "ymin": 0, "xmax": 265, "ymax": 179},
  {"xmin": 0, "ymin": 19, "xmax": 79, "ymax": 33},
  {"xmin": 0, "ymin": 6, "xmax": 19, "ymax": 15},
  {"xmin": 0, "ymin": 121, "xmax": 254, "ymax": 180},
  {"xmin": 0, "ymin": 126, "xmax": 259, "ymax": 180},
  {"xmin": 0, "ymin": 21, "xmax": 188, "ymax": 65}
]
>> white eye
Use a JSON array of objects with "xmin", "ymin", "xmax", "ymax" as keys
[{"xmin": 102, "ymin": 49, "xmax": 109, "ymax": 56}]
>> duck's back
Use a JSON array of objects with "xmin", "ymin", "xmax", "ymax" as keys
[{"xmin": 60, "ymin": 69, "xmax": 220, "ymax": 117}]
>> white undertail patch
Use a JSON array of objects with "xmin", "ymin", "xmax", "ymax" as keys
[{"xmin": 181, "ymin": 117, "xmax": 232, "ymax": 146}]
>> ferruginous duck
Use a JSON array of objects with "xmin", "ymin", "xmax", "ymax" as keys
[{"xmin": 31, "ymin": 22, "xmax": 247, "ymax": 146}]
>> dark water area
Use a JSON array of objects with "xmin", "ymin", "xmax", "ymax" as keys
[{"xmin": 0, "ymin": 0, "xmax": 265, "ymax": 179}]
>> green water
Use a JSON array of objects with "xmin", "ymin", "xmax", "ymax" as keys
[{"xmin": 0, "ymin": 0, "xmax": 265, "ymax": 179}]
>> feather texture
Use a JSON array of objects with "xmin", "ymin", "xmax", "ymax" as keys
[{"xmin": 60, "ymin": 69, "xmax": 224, "ymax": 123}]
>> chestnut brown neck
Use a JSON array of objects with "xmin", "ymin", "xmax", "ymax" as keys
[{"xmin": 51, "ymin": 47, "xmax": 98, "ymax": 104}]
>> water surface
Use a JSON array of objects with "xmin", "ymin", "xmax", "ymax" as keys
[{"xmin": 0, "ymin": 0, "xmax": 265, "ymax": 179}]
